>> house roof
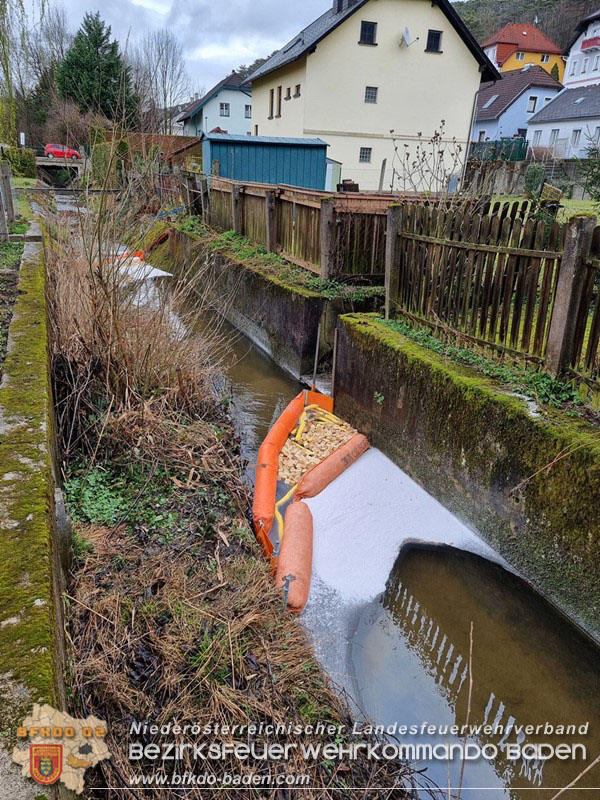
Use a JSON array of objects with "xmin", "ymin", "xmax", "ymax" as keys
[
  {"xmin": 529, "ymin": 84, "xmax": 600, "ymax": 123},
  {"xmin": 246, "ymin": 0, "xmax": 499, "ymax": 84},
  {"xmin": 178, "ymin": 73, "xmax": 250, "ymax": 122},
  {"xmin": 481, "ymin": 23, "xmax": 562, "ymax": 61},
  {"xmin": 201, "ymin": 133, "xmax": 327, "ymax": 147},
  {"xmin": 476, "ymin": 66, "xmax": 563, "ymax": 121},
  {"xmin": 565, "ymin": 8, "xmax": 600, "ymax": 53}
]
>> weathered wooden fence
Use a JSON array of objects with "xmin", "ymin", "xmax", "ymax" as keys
[{"xmin": 385, "ymin": 206, "xmax": 600, "ymax": 387}]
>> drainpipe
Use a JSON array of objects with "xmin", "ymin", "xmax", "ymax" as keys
[{"xmin": 461, "ymin": 85, "xmax": 481, "ymax": 192}]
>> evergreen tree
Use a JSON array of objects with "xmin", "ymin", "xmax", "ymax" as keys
[
  {"xmin": 56, "ymin": 12, "xmax": 135, "ymax": 122},
  {"xmin": 551, "ymin": 62, "xmax": 560, "ymax": 81}
]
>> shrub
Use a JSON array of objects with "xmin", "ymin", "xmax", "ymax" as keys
[
  {"xmin": 524, "ymin": 163, "xmax": 545, "ymax": 199},
  {"xmin": 91, "ymin": 141, "xmax": 117, "ymax": 188},
  {"xmin": 2, "ymin": 146, "xmax": 36, "ymax": 178}
]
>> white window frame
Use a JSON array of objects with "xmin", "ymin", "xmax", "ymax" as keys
[
  {"xmin": 359, "ymin": 147, "xmax": 372, "ymax": 163},
  {"xmin": 549, "ymin": 129, "xmax": 559, "ymax": 145},
  {"xmin": 219, "ymin": 102, "xmax": 230, "ymax": 117},
  {"xmin": 582, "ymin": 57, "xmax": 590, "ymax": 73},
  {"xmin": 532, "ymin": 130, "xmax": 542, "ymax": 146},
  {"xmin": 594, "ymin": 55, "xmax": 600, "ymax": 70},
  {"xmin": 515, "ymin": 51, "xmax": 525, "ymax": 61},
  {"xmin": 527, "ymin": 96, "xmax": 538, "ymax": 113},
  {"xmin": 572, "ymin": 129, "xmax": 582, "ymax": 147},
  {"xmin": 477, "ymin": 130, "xmax": 486, "ymax": 142},
  {"xmin": 541, "ymin": 54, "xmax": 550, "ymax": 63},
  {"xmin": 570, "ymin": 59, "xmax": 578, "ymax": 76},
  {"xmin": 245, "ymin": 104, "xmax": 252, "ymax": 119}
]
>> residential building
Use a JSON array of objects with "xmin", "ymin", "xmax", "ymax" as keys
[
  {"xmin": 481, "ymin": 23, "xmax": 564, "ymax": 82},
  {"xmin": 472, "ymin": 66, "xmax": 562, "ymax": 142},
  {"xmin": 178, "ymin": 73, "xmax": 252, "ymax": 137},
  {"xmin": 246, "ymin": 0, "xmax": 498, "ymax": 190},
  {"xmin": 563, "ymin": 9, "xmax": 600, "ymax": 88},
  {"xmin": 528, "ymin": 84, "xmax": 600, "ymax": 157},
  {"xmin": 528, "ymin": 10, "xmax": 600, "ymax": 157}
]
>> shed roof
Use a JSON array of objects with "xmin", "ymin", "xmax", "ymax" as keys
[
  {"xmin": 476, "ymin": 66, "xmax": 563, "ymax": 121},
  {"xmin": 178, "ymin": 73, "xmax": 249, "ymax": 122},
  {"xmin": 201, "ymin": 133, "xmax": 327, "ymax": 147},
  {"xmin": 246, "ymin": 0, "xmax": 498, "ymax": 84},
  {"xmin": 481, "ymin": 23, "xmax": 562, "ymax": 57},
  {"xmin": 529, "ymin": 84, "xmax": 600, "ymax": 123}
]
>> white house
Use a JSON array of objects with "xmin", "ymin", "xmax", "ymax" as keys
[
  {"xmin": 246, "ymin": 0, "xmax": 498, "ymax": 190},
  {"xmin": 178, "ymin": 73, "xmax": 252, "ymax": 138},
  {"xmin": 528, "ymin": 10, "xmax": 600, "ymax": 157}
]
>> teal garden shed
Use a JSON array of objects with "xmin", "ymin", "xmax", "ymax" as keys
[{"xmin": 201, "ymin": 133, "xmax": 328, "ymax": 190}]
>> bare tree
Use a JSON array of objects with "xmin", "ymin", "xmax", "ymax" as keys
[{"xmin": 130, "ymin": 29, "xmax": 191, "ymax": 134}]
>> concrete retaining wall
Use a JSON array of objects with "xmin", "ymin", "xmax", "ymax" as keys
[
  {"xmin": 335, "ymin": 314, "xmax": 600, "ymax": 641},
  {"xmin": 0, "ymin": 227, "xmax": 69, "ymax": 798}
]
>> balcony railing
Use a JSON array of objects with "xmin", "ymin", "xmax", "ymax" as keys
[{"xmin": 581, "ymin": 35, "xmax": 600, "ymax": 50}]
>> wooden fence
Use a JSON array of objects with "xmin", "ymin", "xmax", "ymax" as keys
[{"xmin": 385, "ymin": 206, "xmax": 600, "ymax": 387}]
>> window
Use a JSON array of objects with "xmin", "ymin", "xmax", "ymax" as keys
[
  {"xmin": 544, "ymin": 97, "xmax": 552, "ymax": 105},
  {"xmin": 549, "ymin": 129, "xmax": 559, "ymax": 145},
  {"xmin": 595, "ymin": 126, "xmax": 600, "ymax": 143},
  {"xmin": 541, "ymin": 53, "xmax": 550, "ymax": 63},
  {"xmin": 219, "ymin": 102, "xmax": 230, "ymax": 117},
  {"xmin": 426, "ymin": 30, "xmax": 443, "ymax": 53},
  {"xmin": 477, "ymin": 130, "xmax": 486, "ymax": 142},
  {"xmin": 570, "ymin": 59, "xmax": 578, "ymax": 76},
  {"xmin": 276, "ymin": 86, "xmax": 282, "ymax": 117},
  {"xmin": 582, "ymin": 57, "xmax": 589, "ymax": 73},
  {"xmin": 245, "ymin": 104, "xmax": 252, "ymax": 118},
  {"xmin": 285, "ymin": 87, "xmax": 291, "ymax": 100},
  {"xmin": 532, "ymin": 130, "xmax": 542, "ymax": 146},
  {"xmin": 294, "ymin": 84, "xmax": 301, "ymax": 97},
  {"xmin": 516, "ymin": 51, "xmax": 525, "ymax": 61},
  {"xmin": 269, "ymin": 88, "xmax": 274, "ymax": 118},
  {"xmin": 572, "ymin": 129, "xmax": 582, "ymax": 147},
  {"xmin": 254, "ymin": 124, "xmax": 259, "ymax": 136},
  {"xmin": 359, "ymin": 21, "xmax": 377, "ymax": 45},
  {"xmin": 594, "ymin": 55, "xmax": 600, "ymax": 70},
  {"xmin": 482, "ymin": 94, "xmax": 499, "ymax": 110},
  {"xmin": 365, "ymin": 86, "xmax": 378, "ymax": 103},
  {"xmin": 359, "ymin": 147, "xmax": 372, "ymax": 163},
  {"xmin": 527, "ymin": 96, "xmax": 537, "ymax": 113}
]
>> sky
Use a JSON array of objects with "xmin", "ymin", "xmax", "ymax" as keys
[{"xmin": 53, "ymin": 0, "xmax": 329, "ymax": 96}]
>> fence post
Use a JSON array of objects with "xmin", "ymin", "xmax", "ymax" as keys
[
  {"xmin": 320, "ymin": 198, "xmax": 335, "ymax": 279},
  {"xmin": 0, "ymin": 189, "xmax": 8, "ymax": 242},
  {"xmin": 232, "ymin": 184, "xmax": 243, "ymax": 234},
  {"xmin": 0, "ymin": 162, "xmax": 15, "ymax": 223},
  {"xmin": 265, "ymin": 190, "xmax": 278, "ymax": 252},
  {"xmin": 545, "ymin": 214, "xmax": 596, "ymax": 377},
  {"xmin": 384, "ymin": 205, "xmax": 403, "ymax": 320},
  {"xmin": 199, "ymin": 177, "xmax": 209, "ymax": 218}
]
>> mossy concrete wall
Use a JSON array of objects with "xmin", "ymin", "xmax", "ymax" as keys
[
  {"xmin": 335, "ymin": 314, "xmax": 600, "ymax": 640},
  {"xmin": 0, "ymin": 226, "xmax": 69, "ymax": 798}
]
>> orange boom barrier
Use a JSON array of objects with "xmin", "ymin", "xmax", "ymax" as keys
[
  {"xmin": 295, "ymin": 434, "xmax": 370, "ymax": 500},
  {"xmin": 252, "ymin": 390, "xmax": 333, "ymax": 556},
  {"xmin": 275, "ymin": 501, "xmax": 313, "ymax": 614}
]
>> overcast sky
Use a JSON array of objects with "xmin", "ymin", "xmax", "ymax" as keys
[{"xmin": 56, "ymin": 0, "xmax": 329, "ymax": 96}]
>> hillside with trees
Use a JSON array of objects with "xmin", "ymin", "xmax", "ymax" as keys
[{"xmin": 453, "ymin": 0, "xmax": 600, "ymax": 48}]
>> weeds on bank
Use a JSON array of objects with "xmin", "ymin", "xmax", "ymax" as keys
[
  {"xmin": 192, "ymin": 225, "xmax": 384, "ymax": 302},
  {"xmin": 382, "ymin": 317, "xmax": 593, "ymax": 414}
]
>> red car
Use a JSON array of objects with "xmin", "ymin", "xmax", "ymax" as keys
[{"xmin": 45, "ymin": 143, "xmax": 81, "ymax": 160}]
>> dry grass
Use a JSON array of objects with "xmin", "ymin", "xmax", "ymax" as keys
[{"xmin": 43, "ymin": 154, "xmax": 426, "ymax": 798}]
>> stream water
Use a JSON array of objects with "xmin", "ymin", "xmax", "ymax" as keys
[
  {"xmin": 203, "ymin": 310, "xmax": 600, "ymax": 799},
  {"xmin": 52, "ymin": 191, "xmax": 600, "ymax": 799}
]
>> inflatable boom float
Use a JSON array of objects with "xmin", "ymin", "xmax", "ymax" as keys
[{"xmin": 253, "ymin": 389, "xmax": 370, "ymax": 613}]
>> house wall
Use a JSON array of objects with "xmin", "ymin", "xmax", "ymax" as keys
[
  {"xmin": 564, "ymin": 20, "xmax": 600, "ymax": 88},
  {"xmin": 527, "ymin": 117, "xmax": 600, "ymax": 158},
  {"xmin": 473, "ymin": 87, "xmax": 560, "ymax": 141},
  {"xmin": 502, "ymin": 51, "xmax": 564, "ymax": 81},
  {"xmin": 183, "ymin": 88, "xmax": 252, "ymax": 137},
  {"xmin": 251, "ymin": 59, "xmax": 307, "ymax": 137},
  {"xmin": 251, "ymin": 0, "xmax": 483, "ymax": 190}
]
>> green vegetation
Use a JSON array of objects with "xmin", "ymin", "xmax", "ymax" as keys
[
  {"xmin": 382, "ymin": 317, "xmax": 591, "ymax": 412},
  {"xmin": 2, "ymin": 148, "xmax": 36, "ymax": 179},
  {"xmin": 524, "ymin": 164, "xmax": 545, "ymax": 200},
  {"xmin": 12, "ymin": 177, "xmax": 38, "ymax": 189},
  {"xmin": 188, "ymin": 224, "xmax": 384, "ymax": 302},
  {"xmin": 57, "ymin": 12, "xmax": 135, "ymax": 122}
]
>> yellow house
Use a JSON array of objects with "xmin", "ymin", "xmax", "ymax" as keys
[
  {"xmin": 481, "ymin": 24, "xmax": 565, "ymax": 82},
  {"xmin": 246, "ymin": 0, "xmax": 498, "ymax": 191}
]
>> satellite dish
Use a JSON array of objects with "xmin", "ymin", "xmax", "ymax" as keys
[{"xmin": 400, "ymin": 27, "xmax": 415, "ymax": 47}]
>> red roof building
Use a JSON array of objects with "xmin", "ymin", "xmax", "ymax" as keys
[{"xmin": 481, "ymin": 24, "xmax": 564, "ymax": 80}]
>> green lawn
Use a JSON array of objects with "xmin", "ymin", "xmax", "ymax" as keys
[{"xmin": 12, "ymin": 177, "xmax": 38, "ymax": 189}]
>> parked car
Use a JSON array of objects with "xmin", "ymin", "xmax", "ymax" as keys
[{"xmin": 45, "ymin": 143, "xmax": 81, "ymax": 160}]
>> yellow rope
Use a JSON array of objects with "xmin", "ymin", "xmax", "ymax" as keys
[{"xmin": 274, "ymin": 483, "xmax": 298, "ymax": 546}]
